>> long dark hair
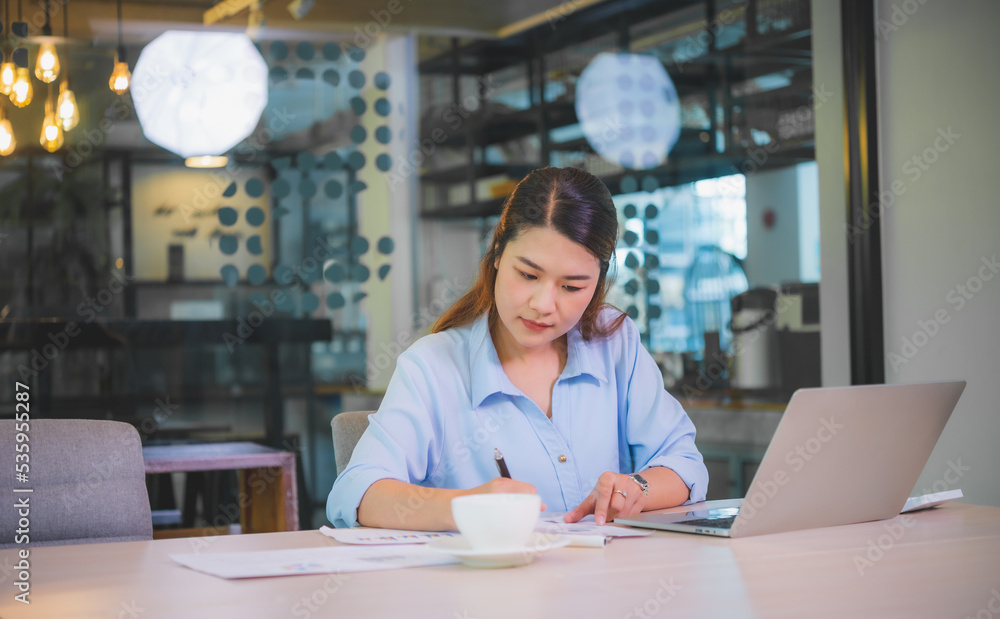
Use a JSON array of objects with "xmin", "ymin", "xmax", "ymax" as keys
[{"xmin": 432, "ymin": 167, "xmax": 626, "ymax": 340}]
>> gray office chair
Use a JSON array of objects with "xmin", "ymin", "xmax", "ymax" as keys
[
  {"xmin": 330, "ymin": 410, "xmax": 374, "ymax": 476},
  {"xmin": 0, "ymin": 419, "xmax": 153, "ymax": 547}
]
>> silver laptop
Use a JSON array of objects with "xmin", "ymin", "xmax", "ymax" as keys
[{"xmin": 615, "ymin": 381, "xmax": 966, "ymax": 538}]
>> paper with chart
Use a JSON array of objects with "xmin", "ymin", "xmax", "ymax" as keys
[
  {"xmin": 171, "ymin": 544, "xmax": 459, "ymax": 579},
  {"xmin": 319, "ymin": 526, "xmax": 460, "ymax": 545}
]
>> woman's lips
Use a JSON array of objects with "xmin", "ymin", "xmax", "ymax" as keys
[{"xmin": 521, "ymin": 318, "xmax": 551, "ymax": 331}]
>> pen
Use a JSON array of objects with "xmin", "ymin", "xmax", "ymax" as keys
[
  {"xmin": 566, "ymin": 535, "xmax": 614, "ymax": 548},
  {"xmin": 494, "ymin": 448, "xmax": 511, "ymax": 478}
]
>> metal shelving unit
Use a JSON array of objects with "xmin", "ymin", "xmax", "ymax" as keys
[{"xmin": 416, "ymin": 0, "xmax": 814, "ymax": 219}]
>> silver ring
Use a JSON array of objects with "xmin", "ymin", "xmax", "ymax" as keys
[{"xmin": 614, "ymin": 489, "xmax": 628, "ymax": 499}]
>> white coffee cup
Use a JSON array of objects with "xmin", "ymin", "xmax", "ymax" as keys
[{"xmin": 451, "ymin": 494, "xmax": 541, "ymax": 551}]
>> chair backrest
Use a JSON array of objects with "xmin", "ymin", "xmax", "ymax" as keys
[
  {"xmin": 0, "ymin": 419, "xmax": 152, "ymax": 547},
  {"xmin": 330, "ymin": 410, "xmax": 374, "ymax": 476}
]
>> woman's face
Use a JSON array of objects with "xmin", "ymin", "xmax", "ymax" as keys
[{"xmin": 493, "ymin": 226, "xmax": 601, "ymax": 355}]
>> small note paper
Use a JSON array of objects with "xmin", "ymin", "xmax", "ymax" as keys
[{"xmin": 171, "ymin": 544, "xmax": 458, "ymax": 579}]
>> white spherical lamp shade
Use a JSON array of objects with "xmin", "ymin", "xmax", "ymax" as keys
[
  {"xmin": 575, "ymin": 53, "xmax": 681, "ymax": 170},
  {"xmin": 132, "ymin": 31, "xmax": 269, "ymax": 158}
]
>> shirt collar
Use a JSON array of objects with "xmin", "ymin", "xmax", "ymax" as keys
[
  {"xmin": 468, "ymin": 313, "xmax": 510, "ymax": 408},
  {"xmin": 468, "ymin": 313, "xmax": 608, "ymax": 409},
  {"xmin": 561, "ymin": 323, "xmax": 608, "ymax": 385}
]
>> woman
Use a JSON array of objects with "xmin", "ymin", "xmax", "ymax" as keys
[{"xmin": 327, "ymin": 167, "xmax": 708, "ymax": 530}]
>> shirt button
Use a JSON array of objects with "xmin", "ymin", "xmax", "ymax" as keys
[{"xmin": 558, "ymin": 455, "xmax": 567, "ymax": 463}]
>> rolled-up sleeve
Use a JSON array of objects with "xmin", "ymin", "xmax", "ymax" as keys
[
  {"xmin": 620, "ymin": 319, "xmax": 709, "ymax": 504},
  {"xmin": 326, "ymin": 350, "xmax": 443, "ymax": 528}
]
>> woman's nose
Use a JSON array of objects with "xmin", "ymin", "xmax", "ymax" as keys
[{"xmin": 529, "ymin": 283, "xmax": 556, "ymax": 313}]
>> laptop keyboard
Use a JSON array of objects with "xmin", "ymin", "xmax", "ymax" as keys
[{"xmin": 676, "ymin": 515, "xmax": 737, "ymax": 529}]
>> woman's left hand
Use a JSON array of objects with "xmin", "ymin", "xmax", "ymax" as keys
[{"xmin": 563, "ymin": 471, "xmax": 647, "ymax": 525}]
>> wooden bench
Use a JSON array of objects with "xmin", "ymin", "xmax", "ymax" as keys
[{"xmin": 142, "ymin": 442, "xmax": 298, "ymax": 537}]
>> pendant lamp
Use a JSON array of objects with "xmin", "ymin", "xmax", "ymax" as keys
[{"xmin": 109, "ymin": 0, "xmax": 130, "ymax": 94}]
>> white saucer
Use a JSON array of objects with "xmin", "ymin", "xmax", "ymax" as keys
[{"xmin": 426, "ymin": 532, "xmax": 572, "ymax": 568}]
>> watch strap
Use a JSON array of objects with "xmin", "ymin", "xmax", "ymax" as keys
[{"xmin": 628, "ymin": 473, "xmax": 649, "ymax": 496}]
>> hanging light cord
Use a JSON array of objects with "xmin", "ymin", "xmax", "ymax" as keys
[
  {"xmin": 63, "ymin": 0, "xmax": 69, "ymax": 61},
  {"xmin": 116, "ymin": 0, "xmax": 125, "ymax": 61}
]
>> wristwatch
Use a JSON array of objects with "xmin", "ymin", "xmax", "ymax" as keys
[{"xmin": 628, "ymin": 473, "xmax": 649, "ymax": 496}]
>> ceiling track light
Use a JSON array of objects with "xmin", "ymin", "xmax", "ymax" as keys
[
  {"xmin": 57, "ymin": 78, "xmax": 79, "ymax": 131},
  {"xmin": 10, "ymin": 65, "xmax": 32, "ymax": 107},
  {"xmin": 0, "ymin": 0, "xmax": 14, "ymax": 95},
  {"xmin": 0, "ymin": 101, "xmax": 16, "ymax": 156},
  {"xmin": 56, "ymin": 0, "xmax": 78, "ymax": 130},
  {"xmin": 0, "ymin": 60, "xmax": 14, "ymax": 98},
  {"xmin": 109, "ymin": 0, "xmax": 130, "ymax": 94},
  {"xmin": 8, "ymin": 0, "xmax": 28, "ymax": 83},
  {"xmin": 34, "ymin": 0, "xmax": 61, "ymax": 83},
  {"xmin": 40, "ymin": 83, "xmax": 63, "ymax": 151}
]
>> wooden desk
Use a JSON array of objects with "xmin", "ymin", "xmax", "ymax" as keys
[
  {"xmin": 142, "ymin": 442, "xmax": 298, "ymax": 534},
  {"xmin": 2, "ymin": 503, "xmax": 998, "ymax": 618}
]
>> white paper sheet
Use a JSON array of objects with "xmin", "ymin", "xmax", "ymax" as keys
[
  {"xmin": 319, "ymin": 512, "xmax": 649, "ymax": 550},
  {"xmin": 901, "ymin": 489, "xmax": 963, "ymax": 513},
  {"xmin": 170, "ymin": 544, "xmax": 459, "ymax": 579}
]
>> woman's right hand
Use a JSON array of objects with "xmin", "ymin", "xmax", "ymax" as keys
[
  {"xmin": 359, "ymin": 478, "xmax": 545, "ymax": 531},
  {"xmin": 459, "ymin": 477, "xmax": 547, "ymax": 511}
]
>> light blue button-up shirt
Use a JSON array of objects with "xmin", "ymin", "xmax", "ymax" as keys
[{"xmin": 327, "ymin": 309, "xmax": 708, "ymax": 528}]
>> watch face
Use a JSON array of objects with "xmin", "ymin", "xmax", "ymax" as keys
[{"xmin": 630, "ymin": 474, "xmax": 649, "ymax": 494}]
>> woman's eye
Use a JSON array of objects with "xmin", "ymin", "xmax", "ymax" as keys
[
  {"xmin": 517, "ymin": 270, "xmax": 537, "ymax": 281},
  {"xmin": 564, "ymin": 286, "xmax": 582, "ymax": 292}
]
